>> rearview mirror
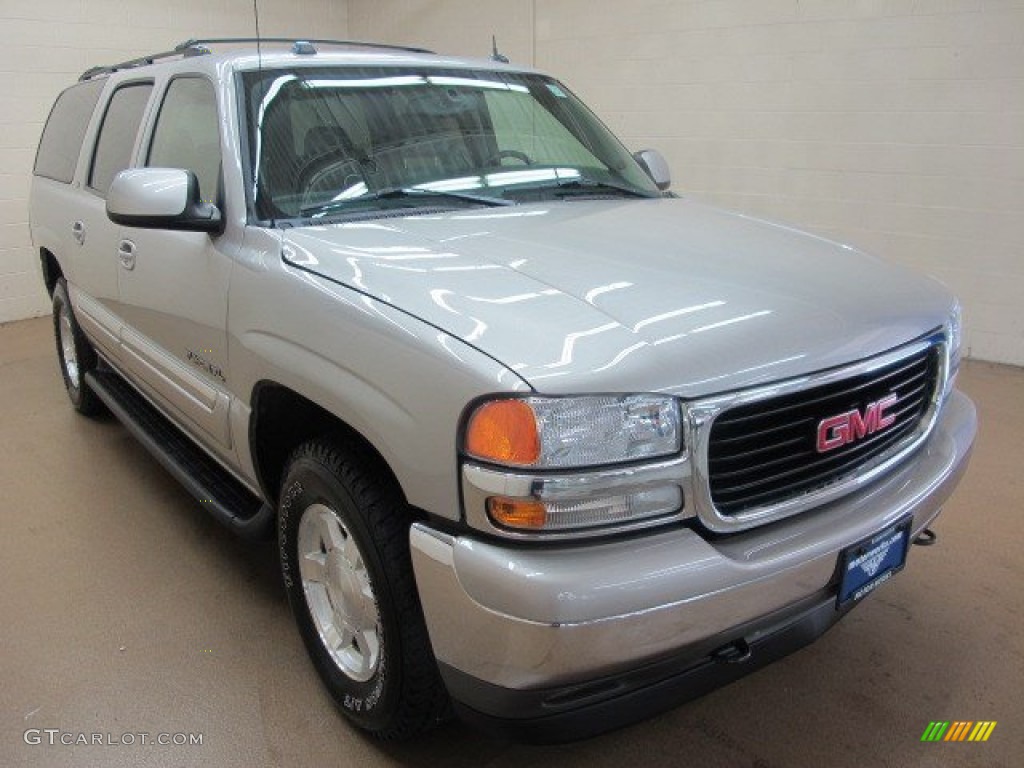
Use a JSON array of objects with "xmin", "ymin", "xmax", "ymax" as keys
[
  {"xmin": 634, "ymin": 149, "xmax": 671, "ymax": 191},
  {"xmin": 106, "ymin": 168, "xmax": 222, "ymax": 233}
]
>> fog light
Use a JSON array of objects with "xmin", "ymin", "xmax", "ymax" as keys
[
  {"xmin": 487, "ymin": 486, "xmax": 682, "ymax": 532},
  {"xmin": 486, "ymin": 498, "xmax": 547, "ymax": 530}
]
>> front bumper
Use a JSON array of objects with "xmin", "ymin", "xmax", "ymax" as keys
[{"xmin": 410, "ymin": 390, "xmax": 976, "ymax": 738}]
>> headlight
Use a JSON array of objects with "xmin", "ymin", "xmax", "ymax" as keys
[
  {"xmin": 944, "ymin": 300, "xmax": 963, "ymax": 399},
  {"xmin": 461, "ymin": 394, "xmax": 685, "ymax": 536},
  {"xmin": 464, "ymin": 394, "xmax": 682, "ymax": 469},
  {"xmin": 948, "ymin": 300, "xmax": 963, "ymax": 373}
]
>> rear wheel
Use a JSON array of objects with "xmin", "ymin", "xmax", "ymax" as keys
[
  {"xmin": 52, "ymin": 278, "xmax": 103, "ymax": 416},
  {"xmin": 277, "ymin": 439, "xmax": 449, "ymax": 739}
]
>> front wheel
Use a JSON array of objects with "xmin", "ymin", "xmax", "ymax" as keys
[
  {"xmin": 277, "ymin": 439, "xmax": 449, "ymax": 740},
  {"xmin": 52, "ymin": 278, "xmax": 103, "ymax": 416}
]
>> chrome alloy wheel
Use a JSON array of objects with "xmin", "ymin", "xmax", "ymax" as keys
[
  {"xmin": 58, "ymin": 304, "xmax": 80, "ymax": 388},
  {"xmin": 297, "ymin": 503, "xmax": 382, "ymax": 682}
]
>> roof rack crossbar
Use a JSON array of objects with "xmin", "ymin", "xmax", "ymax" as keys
[{"xmin": 175, "ymin": 38, "xmax": 434, "ymax": 55}]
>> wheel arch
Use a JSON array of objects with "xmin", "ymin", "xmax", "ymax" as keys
[
  {"xmin": 249, "ymin": 380, "xmax": 409, "ymax": 509},
  {"xmin": 40, "ymin": 248, "xmax": 63, "ymax": 297}
]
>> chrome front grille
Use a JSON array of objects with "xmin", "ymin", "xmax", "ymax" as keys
[{"xmin": 690, "ymin": 334, "xmax": 946, "ymax": 530}]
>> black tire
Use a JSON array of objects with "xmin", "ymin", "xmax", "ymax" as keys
[
  {"xmin": 278, "ymin": 439, "xmax": 449, "ymax": 740},
  {"xmin": 52, "ymin": 278, "xmax": 104, "ymax": 417}
]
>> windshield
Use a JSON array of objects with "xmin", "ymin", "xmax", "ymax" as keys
[{"xmin": 241, "ymin": 66, "xmax": 661, "ymax": 223}]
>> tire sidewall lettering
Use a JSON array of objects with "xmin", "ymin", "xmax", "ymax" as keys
[{"xmin": 278, "ymin": 480, "xmax": 304, "ymax": 589}]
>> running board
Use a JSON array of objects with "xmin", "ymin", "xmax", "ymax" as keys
[{"xmin": 85, "ymin": 367, "xmax": 275, "ymax": 539}]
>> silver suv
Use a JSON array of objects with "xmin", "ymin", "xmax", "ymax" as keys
[{"xmin": 30, "ymin": 38, "xmax": 976, "ymax": 741}]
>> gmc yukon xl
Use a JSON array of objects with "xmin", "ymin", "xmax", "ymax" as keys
[{"xmin": 29, "ymin": 38, "xmax": 976, "ymax": 741}]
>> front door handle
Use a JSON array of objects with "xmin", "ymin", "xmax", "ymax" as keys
[
  {"xmin": 118, "ymin": 239, "xmax": 136, "ymax": 271},
  {"xmin": 71, "ymin": 220, "xmax": 85, "ymax": 245}
]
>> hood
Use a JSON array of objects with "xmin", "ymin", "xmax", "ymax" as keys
[{"xmin": 282, "ymin": 198, "xmax": 952, "ymax": 397}]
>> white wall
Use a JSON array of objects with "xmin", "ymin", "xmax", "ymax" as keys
[
  {"xmin": 347, "ymin": 0, "xmax": 534, "ymax": 64},
  {"xmin": 349, "ymin": 0, "xmax": 1024, "ymax": 367},
  {"xmin": 0, "ymin": 0, "xmax": 348, "ymax": 324},
  {"xmin": 2, "ymin": 1, "xmax": 1020, "ymax": 366}
]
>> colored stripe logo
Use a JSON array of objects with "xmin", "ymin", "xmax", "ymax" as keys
[{"xmin": 921, "ymin": 721, "xmax": 997, "ymax": 742}]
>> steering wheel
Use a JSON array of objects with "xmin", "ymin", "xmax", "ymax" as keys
[
  {"xmin": 296, "ymin": 147, "xmax": 363, "ymax": 190},
  {"xmin": 294, "ymin": 150, "xmax": 369, "ymax": 212},
  {"xmin": 487, "ymin": 149, "xmax": 533, "ymax": 166}
]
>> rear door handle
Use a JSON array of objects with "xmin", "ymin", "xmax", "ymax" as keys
[
  {"xmin": 71, "ymin": 220, "xmax": 85, "ymax": 245},
  {"xmin": 118, "ymin": 239, "xmax": 136, "ymax": 270}
]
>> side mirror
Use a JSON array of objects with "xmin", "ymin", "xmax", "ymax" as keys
[
  {"xmin": 634, "ymin": 149, "xmax": 671, "ymax": 191},
  {"xmin": 106, "ymin": 168, "xmax": 222, "ymax": 233}
]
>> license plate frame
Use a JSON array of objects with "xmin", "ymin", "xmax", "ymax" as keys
[{"xmin": 837, "ymin": 518, "xmax": 912, "ymax": 607}]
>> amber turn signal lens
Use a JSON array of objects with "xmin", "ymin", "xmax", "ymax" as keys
[
  {"xmin": 465, "ymin": 399, "xmax": 540, "ymax": 465},
  {"xmin": 487, "ymin": 498, "xmax": 547, "ymax": 530}
]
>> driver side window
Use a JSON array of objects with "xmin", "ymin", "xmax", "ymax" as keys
[{"xmin": 147, "ymin": 78, "xmax": 222, "ymax": 204}]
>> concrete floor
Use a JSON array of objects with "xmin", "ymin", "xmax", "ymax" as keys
[{"xmin": 0, "ymin": 315, "xmax": 1021, "ymax": 768}]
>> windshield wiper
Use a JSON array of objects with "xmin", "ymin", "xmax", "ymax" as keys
[
  {"xmin": 551, "ymin": 177, "xmax": 656, "ymax": 199},
  {"xmin": 301, "ymin": 186, "xmax": 514, "ymax": 217}
]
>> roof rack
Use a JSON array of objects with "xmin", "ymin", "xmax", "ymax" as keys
[
  {"xmin": 79, "ymin": 45, "xmax": 202, "ymax": 81},
  {"xmin": 176, "ymin": 38, "xmax": 435, "ymax": 55},
  {"xmin": 79, "ymin": 37, "xmax": 435, "ymax": 81}
]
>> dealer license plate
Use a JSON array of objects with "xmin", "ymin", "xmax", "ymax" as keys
[{"xmin": 837, "ymin": 519, "xmax": 912, "ymax": 606}]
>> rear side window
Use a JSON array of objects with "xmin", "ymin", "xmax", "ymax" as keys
[
  {"xmin": 88, "ymin": 82, "xmax": 154, "ymax": 195},
  {"xmin": 34, "ymin": 80, "xmax": 105, "ymax": 183},
  {"xmin": 147, "ymin": 77, "xmax": 222, "ymax": 202}
]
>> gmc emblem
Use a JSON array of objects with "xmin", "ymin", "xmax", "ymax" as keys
[{"xmin": 816, "ymin": 394, "xmax": 899, "ymax": 453}]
